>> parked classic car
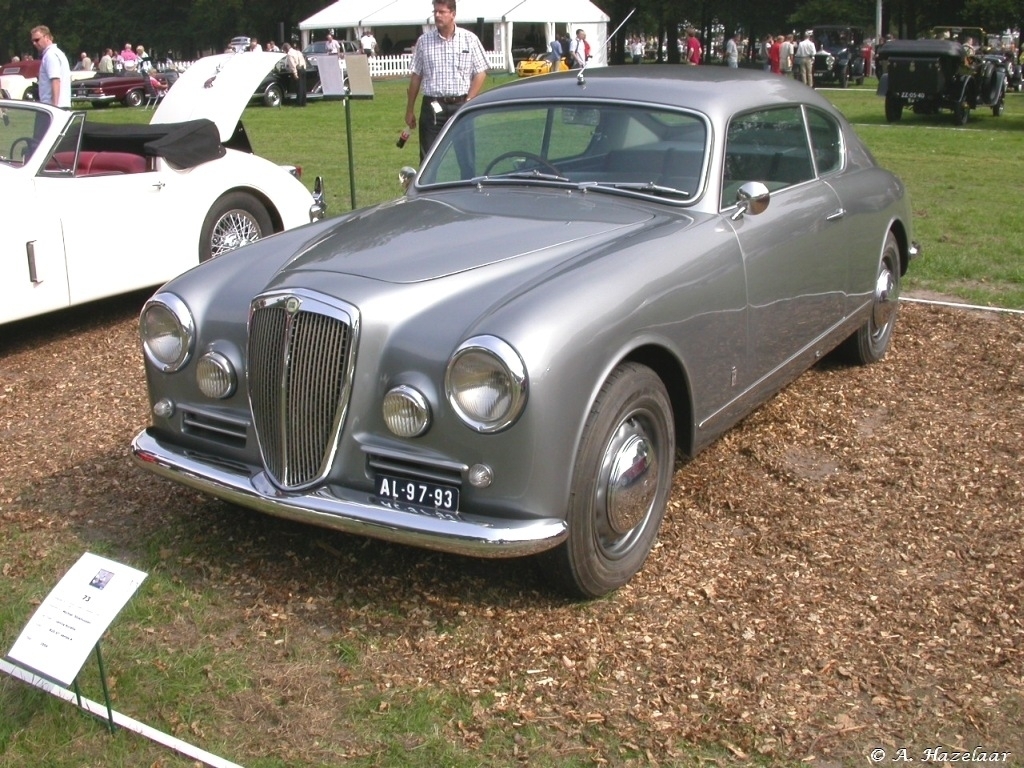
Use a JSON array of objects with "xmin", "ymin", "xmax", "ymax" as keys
[
  {"xmin": 876, "ymin": 38, "xmax": 1006, "ymax": 124},
  {"xmin": 131, "ymin": 67, "xmax": 918, "ymax": 598},
  {"xmin": 1, "ymin": 51, "xmax": 325, "ymax": 325},
  {"xmin": 72, "ymin": 69, "xmax": 177, "ymax": 108},
  {"xmin": 516, "ymin": 53, "xmax": 570, "ymax": 77},
  {"xmin": 2, "ymin": 59, "xmax": 97, "ymax": 101},
  {"xmin": 812, "ymin": 26, "xmax": 866, "ymax": 87}
]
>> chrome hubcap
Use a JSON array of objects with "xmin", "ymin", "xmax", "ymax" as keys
[
  {"xmin": 872, "ymin": 263, "xmax": 897, "ymax": 337},
  {"xmin": 599, "ymin": 417, "xmax": 659, "ymax": 547}
]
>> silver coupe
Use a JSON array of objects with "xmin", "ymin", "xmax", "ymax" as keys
[{"xmin": 131, "ymin": 67, "xmax": 919, "ymax": 597}]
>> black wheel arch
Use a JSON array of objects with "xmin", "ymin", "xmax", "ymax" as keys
[
  {"xmin": 619, "ymin": 344, "xmax": 694, "ymax": 458},
  {"xmin": 218, "ymin": 185, "xmax": 285, "ymax": 234}
]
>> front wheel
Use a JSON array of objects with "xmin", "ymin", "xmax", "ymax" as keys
[
  {"xmin": 839, "ymin": 66, "xmax": 849, "ymax": 88},
  {"xmin": 953, "ymin": 102, "xmax": 970, "ymax": 125},
  {"xmin": 199, "ymin": 192, "xmax": 274, "ymax": 261},
  {"xmin": 842, "ymin": 231, "xmax": 901, "ymax": 365},
  {"xmin": 124, "ymin": 88, "xmax": 143, "ymax": 108},
  {"xmin": 544, "ymin": 363, "xmax": 675, "ymax": 598},
  {"xmin": 262, "ymin": 83, "xmax": 283, "ymax": 108}
]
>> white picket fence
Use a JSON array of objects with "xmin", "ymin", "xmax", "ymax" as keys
[{"xmin": 169, "ymin": 50, "xmax": 510, "ymax": 79}]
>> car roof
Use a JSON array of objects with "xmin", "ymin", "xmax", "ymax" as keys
[{"xmin": 472, "ymin": 66, "xmax": 841, "ymax": 123}]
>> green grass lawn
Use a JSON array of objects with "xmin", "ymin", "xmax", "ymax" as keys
[{"xmin": 86, "ymin": 74, "xmax": 1024, "ymax": 309}]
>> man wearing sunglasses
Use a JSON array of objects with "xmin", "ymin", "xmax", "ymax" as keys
[{"xmin": 31, "ymin": 26, "xmax": 71, "ymax": 108}]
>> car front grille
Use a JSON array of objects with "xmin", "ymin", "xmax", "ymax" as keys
[{"xmin": 247, "ymin": 291, "xmax": 358, "ymax": 490}]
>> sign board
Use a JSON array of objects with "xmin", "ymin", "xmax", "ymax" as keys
[
  {"xmin": 345, "ymin": 53, "xmax": 375, "ymax": 99},
  {"xmin": 6, "ymin": 553, "xmax": 147, "ymax": 687}
]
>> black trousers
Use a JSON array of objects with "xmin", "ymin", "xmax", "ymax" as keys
[{"xmin": 417, "ymin": 97, "xmax": 464, "ymax": 162}]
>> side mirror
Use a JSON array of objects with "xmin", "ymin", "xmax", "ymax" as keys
[
  {"xmin": 730, "ymin": 181, "xmax": 771, "ymax": 220},
  {"xmin": 399, "ymin": 165, "xmax": 417, "ymax": 191}
]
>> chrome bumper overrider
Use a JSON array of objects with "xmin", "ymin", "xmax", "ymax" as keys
[{"xmin": 131, "ymin": 429, "xmax": 567, "ymax": 558}]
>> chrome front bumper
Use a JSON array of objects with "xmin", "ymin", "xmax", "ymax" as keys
[{"xmin": 131, "ymin": 429, "xmax": 567, "ymax": 558}]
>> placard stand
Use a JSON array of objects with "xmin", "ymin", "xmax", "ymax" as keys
[
  {"xmin": 317, "ymin": 53, "xmax": 375, "ymax": 210},
  {"xmin": 4, "ymin": 553, "xmax": 147, "ymax": 734}
]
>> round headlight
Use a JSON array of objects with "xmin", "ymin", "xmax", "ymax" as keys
[
  {"xmin": 196, "ymin": 351, "xmax": 236, "ymax": 399},
  {"xmin": 140, "ymin": 293, "xmax": 194, "ymax": 373},
  {"xmin": 446, "ymin": 336, "xmax": 527, "ymax": 433},
  {"xmin": 382, "ymin": 385, "xmax": 431, "ymax": 437}
]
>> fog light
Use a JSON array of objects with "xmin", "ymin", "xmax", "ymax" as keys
[
  {"xmin": 196, "ymin": 352, "xmax": 236, "ymax": 399},
  {"xmin": 468, "ymin": 463, "xmax": 493, "ymax": 488},
  {"xmin": 382, "ymin": 385, "xmax": 430, "ymax": 437},
  {"xmin": 153, "ymin": 398, "xmax": 175, "ymax": 418}
]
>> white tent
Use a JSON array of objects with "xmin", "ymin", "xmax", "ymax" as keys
[{"xmin": 298, "ymin": 0, "xmax": 610, "ymax": 70}]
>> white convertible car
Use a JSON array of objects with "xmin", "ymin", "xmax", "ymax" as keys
[{"xmin": 0, "ymin": 52, "xmax": 325, "ymax": 325}]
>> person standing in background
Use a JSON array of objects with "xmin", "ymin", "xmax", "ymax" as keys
[
  {"xmin": 31, "ymin": 26, "xmax": 70, "ymax": 107},
  {"xmin": 725, "ymin": 32, "xmax": 740, "ymax": 68},
  {"xmin": 404, "ymin": 0, "xmax": 488, "ymax": 161}
]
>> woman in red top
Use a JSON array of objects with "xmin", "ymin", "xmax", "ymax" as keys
[{"xmin": 769, "ymin": 35, "xmax": 782, "ymax": 73}]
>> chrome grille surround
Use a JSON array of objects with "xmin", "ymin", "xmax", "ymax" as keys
[{"xmin": 247, "ymin": 290, "xmax": 359, "ymax": 490}]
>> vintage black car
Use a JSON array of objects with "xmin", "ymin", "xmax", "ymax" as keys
[
  {"xmin": 812, "ymin": 26, "xmax": 866, "ymax": 87},
  {"xmin": 876, "ymin": 38, "xmax": 1006, "ymax": 124}
]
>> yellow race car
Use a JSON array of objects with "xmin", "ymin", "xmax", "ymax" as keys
[{"xmin": 516, "ymin": 54, "xmax": 570, "ymax": 77}]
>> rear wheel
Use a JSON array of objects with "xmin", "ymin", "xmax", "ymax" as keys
[
  {"xmin": 884, "ymin": 95, "xmax": 903, "ymax": 122},
  {"xmin": 842, "ymin": 231, "xmax": 901, "ymax": 365},
  {"xmin": 545, "ymin": 363, "xmax": 675, "ymax": 598},
  {"xmin": 199, "ymin": 192, "xmax": 274, "ymax": 262}
]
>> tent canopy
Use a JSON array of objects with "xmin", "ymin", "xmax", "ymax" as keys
[{"xmin": 299, "ymin": 0, "xmax": 608, "ymax": 31}]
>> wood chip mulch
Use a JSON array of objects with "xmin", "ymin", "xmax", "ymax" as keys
[{"xmin": 1, "ymin": 294, "xmax": 1021, "ymax": 765}]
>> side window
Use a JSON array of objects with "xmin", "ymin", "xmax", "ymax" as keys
[
  {"xmin": 805, "ymin": 108, "xmax": 843, "ymax": 176},
  {"xmin": 721, "ymin": 106, "xmax": 814, "ymax": 209}
]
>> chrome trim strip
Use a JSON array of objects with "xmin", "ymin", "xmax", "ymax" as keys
[{"xmin": 131, "ymin": 430, "xmax": 567, "ymax": 558}]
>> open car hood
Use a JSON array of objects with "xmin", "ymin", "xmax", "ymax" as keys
[{"xmin": 151, "ymin": 52, "xmax": 285, "ymax": 142}]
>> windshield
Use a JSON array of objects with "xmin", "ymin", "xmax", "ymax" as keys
[{"xmin": 417, "ymin": 102, "xmax": 709, "ymax": 202}]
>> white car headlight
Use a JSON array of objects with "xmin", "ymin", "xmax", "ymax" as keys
[
  {"xmin": 383, "ymin": 385, "xmax": 431, "ymax": 437},
  {"xmin": 140, "ymin": 293, "xmax": 194, "ymax": 373},
  {"xmin": 196, "ymin": 351, "xmax": 236, "ymax": 399},
  {"xmin": 446, "ymin": 336, "xmax": 527, "ymax": 433}
]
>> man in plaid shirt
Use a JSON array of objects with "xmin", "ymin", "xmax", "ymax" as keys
[{"xmin": 404, "ymin": 0, "xmax": 489, "ymax": 160}]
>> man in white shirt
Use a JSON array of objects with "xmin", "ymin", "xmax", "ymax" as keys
[
  {"xmin": 31, "ymin": 26, "xmax": 71, "ymax": 108},
  {"xmin": 570, "ymin": 29, "xmax": 588, "ymax": 68},
  {"xmin": 795, "ymin": 31, "xmax": 817, "ymax": 86},
  {"xmin": 326, "ymin": 34, "xmax": 341, "ymax": 55},
  {"xmin": 360, "ymin": 31, "xmax": 377, "ymax": 56}
]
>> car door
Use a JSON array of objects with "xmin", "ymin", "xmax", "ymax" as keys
[
  {"xmin": 721, "ymin": 105, "xmax": 847, "ymax": 388},
  {"xmin": 0, "ymin": 106, "xmax": 71, "ymax": 325}
]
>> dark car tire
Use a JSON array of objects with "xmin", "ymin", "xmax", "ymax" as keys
[
  {"xmin": 545, "ymin": 362, "xmax": 675, "ymax": 599},
  {"xmin": 839, "ymin": 66, "xmax": 849, "ymax": 87},
  {"xmin": 124, "ymin": 89, "xmax": 143, "ymax": 108},
  {"xmin": 993, "ymin": 101, "xmax": 1004, "ymax": 116},
  {"xmin": 199, "ymin": 192, "xmax": 274, "ymax": 262},
  {"xmin": 23, "ymin": 85, "xmax": 38, "ymax": 101},
  {"xmin": 843, "ymin": 231, "xmax": 901, "ymax": 365},
  {"xmin": 262, "ymin": 83, "xmax": 283, "ymax": 108},
  {"xmin": 953, "ymin": 102, "xmax": 970, "ymax": 125},
  {"xmin": 884, "ymin": 95, "xmax": 903, "ymax": 122}
]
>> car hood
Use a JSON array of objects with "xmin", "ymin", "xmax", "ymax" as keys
[
  {"xmin": 276, "ymin": 189, "xmax": 658, "ymax": 283},
  {"xmin": 151, "ymin": 52, "xmax": 285, "ymax": 142}
]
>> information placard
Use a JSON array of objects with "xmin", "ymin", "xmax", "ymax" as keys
[{"xmin": 6, "ymin": 553, "xmax": 147, "ymax": 687}]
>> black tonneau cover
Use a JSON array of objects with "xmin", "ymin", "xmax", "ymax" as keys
[{"xmin": 80, "ymin": 118, "xmax": 225, "ymax": 169}]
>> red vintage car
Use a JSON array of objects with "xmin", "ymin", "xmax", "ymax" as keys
[{"xmin": 71, "ymin": 70, "xmax": 176, "ymax": 108}]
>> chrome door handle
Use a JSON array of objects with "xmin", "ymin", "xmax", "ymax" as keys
[{"xmin": 826, "ymin": 208, "xmax": 845, "ymax": 221}]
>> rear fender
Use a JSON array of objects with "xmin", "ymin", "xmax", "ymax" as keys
[{"xmin": 876, "ymin": 72, "xmax": 889, "ymax": 96}]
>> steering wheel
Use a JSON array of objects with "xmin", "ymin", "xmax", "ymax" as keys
[
  {"xmin": 484, "ymin": 151, "xmax": 560, "ymax": 177},
  {"xmin": 10, "ymin": 137, "xmax": 37, "ymax": 162}
]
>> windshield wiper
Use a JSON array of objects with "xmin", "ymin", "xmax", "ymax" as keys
[
  {"xmin": 474, "ymin": 170, "xmax": 571, "ymax": 183},
  {"xmin": 589, "ymin": 181, "xmax": 691, "ymax": 199}
]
